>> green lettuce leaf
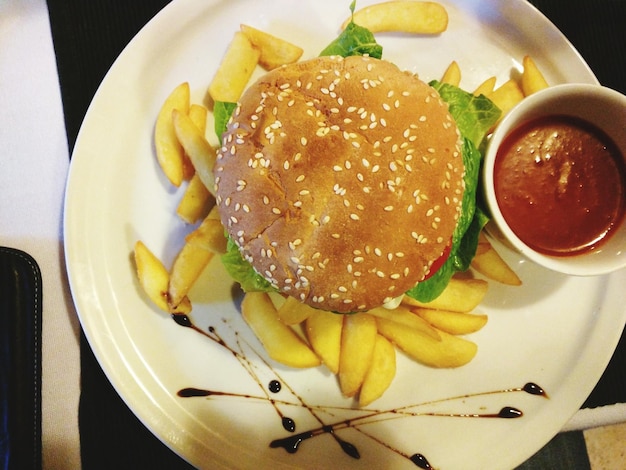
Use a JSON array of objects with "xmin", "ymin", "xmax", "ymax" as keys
[
  {"xmin": 213, "ymin": 101, "xmax": 237, "ymax": 145},
  {"xmin": 221, "ymin": 236, "xmax": 276, "ymax": 292},
  {"xmin": 429, "ymin": 81, "xmax": 501, "ymax": 149},
  {"xmin": 318, "ymin": 1, "xmax": 382, "ymax": 59}
]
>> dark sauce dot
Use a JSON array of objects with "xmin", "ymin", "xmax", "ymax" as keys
[
  {"xmin": 499, "ymin": 406, "xmax": 523, "ymax": 418},
  {"xmin": 177, "ymin": 387, "xmax": 211, "ymax": 398},
  {"xmin": 338, "ymin": 438, "xmax": 360, "ymax": 459},
  {"xmin": 268, "ymin": 380, "xmax": 282, "ymax": 393},
  {"xmin": 171, "ymin": 313, "xmax": 192, "ymax": 328},
  {"xmin": 410, "ymin": 453, "xmax": 432, "ymax": 469},
  {"xmin": 270, "ymin": 432, "xmax": 312, "ymax": 453},
  {"xmin": 523, "ymin": 382, "xmax": 547, "ymax": 397},
  {"xmin": 282, "ymin": 417, "xmax": 296, "ymax": 433}
]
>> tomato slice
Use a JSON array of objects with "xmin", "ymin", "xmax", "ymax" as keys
[{"xmin": 422, "ymin": 240, "xmax": 452, "ymax": 281}]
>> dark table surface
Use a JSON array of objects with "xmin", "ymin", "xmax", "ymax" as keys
[{"xmin": 45, "ymin": 0, "xmax": 626, "ymax": 468}]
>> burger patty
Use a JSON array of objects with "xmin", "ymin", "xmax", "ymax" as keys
[{"xmin": 214, "ymin": 55, "xmax": 464, "ymax": 313}]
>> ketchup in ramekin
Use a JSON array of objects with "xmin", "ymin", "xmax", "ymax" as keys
[{"xmin": 494, "ymin": 114, "xmax": 626, "ymax": 257}]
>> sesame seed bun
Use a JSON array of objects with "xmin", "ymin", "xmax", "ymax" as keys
[{"xmin": 215, "ymin": 55, "xmax": 464, "ymax": 313}]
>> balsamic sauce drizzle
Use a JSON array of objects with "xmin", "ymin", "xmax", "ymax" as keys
[{"xmin": 171, "ymin": 313, "xmax": 547, "ymax": 468}]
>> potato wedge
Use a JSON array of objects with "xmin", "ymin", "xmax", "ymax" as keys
[
  {"xmin": 441, "ymin": 60, "xmax": 461, "ymax": 87},
  {"xmin": 182, "ymin": 104, "xmax": 209, "ymax": 180},
  {"xmin": 267, "ymin": 291, "xmax": 287, "ymax": 310},
  {"xmin": 176, "ymin": 174, "xmax": 215, "ymax": 224},
  {"xmin": 402, "ymin": 277, "xmax": 488, "ymax": 312},
  {"xmin": 240, "ymin": 24, "xmax": 303, "ymax": 70},
  {"xmin": 134, "ymin": 241, "xmax": 191, "ymax": 314},
  {"xmin": 208, "ymin": 31, "xmax": 260, "ymax": 103},
  {"xmin": 242, "ymin": 292, "xmax": 321, "ymax": 368},
  {"xmin": 367, "ymin": 305, "xmax": 440, "ymax": 341},
  {"xmin": 339, "ymin": 313, "xmax": 378, "ymax": 397},
  {"xmin": 414, "ymin": 308, "xmax": 488, "ymax": 335},
  {"xmin": 276, "ymin": 296, "xmax": 317, "ymax": 325},
  {"xmin": 172, "ymin": 109, "xmax": 217, "ymax": 196},
  {"xmin": 344, "ymin": 1, "xmax": 448, "ymax": 35},
  {"xmin": 154, "ymin": 82, "xmax": 189, "ymax": 187},
  {"xmin": 376, "ymin": 317, "xmax": 477, "ymax": 368},
  {"xmin": 521, "ymin": 55, "xmax": 549, "ymax": 96},
  {"xmin": 488, "ymin": 79, "xmax": 524, "ymax": 116},
  {"xmin": 473, "ymin": 76, "xmax": 497, "ymax": 97},
  {"xmin": 185, "ymin": 214, "xmax": 227, "ymax": 255},
  {"xmin": 471, "ymin": 232, "xmax": 522, "ymax": 286},
  {"xmin": 359, "ymin": 334, "xmax": 396, "ymax": 407},
  {"xmin": 305, "ymin": 310, "xmax": 344, "ymax": 374},
  {"xmin": 168, "ymin": 238, "xmax": 214, "ymax": 310}
]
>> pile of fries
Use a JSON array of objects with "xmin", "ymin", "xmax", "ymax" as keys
[{"xmin": 134, "ymin": 0, "xmax": 551, "ymax": 406}]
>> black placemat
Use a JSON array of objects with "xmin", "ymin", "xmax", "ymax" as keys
[
  {"xmin": 0, "ymin": 247, "xmax": 42, "ymax": 470},
  {"xmin": 47, "ymin": 0, "xmax": 626, "ymax": 468}
]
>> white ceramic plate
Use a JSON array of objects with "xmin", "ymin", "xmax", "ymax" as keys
[{"xmin": 64, "ymin": 1, "xmax": 626, "ymax": 468}]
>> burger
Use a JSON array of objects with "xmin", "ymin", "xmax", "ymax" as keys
[{"xmin": 214, "ymin": 54, "xmax": 465, "ymax": 314}]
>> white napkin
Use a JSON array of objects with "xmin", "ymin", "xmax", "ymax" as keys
[{"xmin": 0, "ymin": 0, "xmax": 81, "ymax": 468}]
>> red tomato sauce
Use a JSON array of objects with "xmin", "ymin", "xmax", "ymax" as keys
[{"xmin": 494, "ymin": 115, "xmax": 626, "ymax": 256}]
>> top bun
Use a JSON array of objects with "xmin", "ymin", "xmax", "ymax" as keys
[{"xmin": 215, "ymin": 55, "xmax": 464, "ymax": 313}]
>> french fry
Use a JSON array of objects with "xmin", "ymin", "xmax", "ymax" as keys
[
  {"xmin": 276, "ymin": 296, "xmax": 317, "ymax": 325},
  {"xmin": 168, "ymin": 238, "xmax": 214, "ymax": 310},
  {"xmin": 339, "ymin": 313, "xmax": 377, "ymax": 397},
  {"xmin": 305, "ymin": 310, "xmax": 344, "ymax": 374},
  {"xmin": 473, "ymin": 76, "xmax": 497, "ymax": 96},
  {"xmin": 344, "ymin": 1, "xmax": 448, "ymax": 35},
  {"xmin": 414, "ymin": 308, "xmax": 488, "ymax": 335},
  {"xmin": 376, "ymin": 317, "xmax": 477, "ymax": 368},
  {"xmin": 172, "ymin": 109, "xmax": 217, "ymax": 196},
  {"xmin": 359, "ymin": 335, "xmax": 396, "ymax": 406},
  {"xmin": 488, "ymin": 79, "xmax": 524, "ymax": 116},
  {"xmin": 184, "ymin": 213, "xmax": 227, "ymax": 255},
  {"xmin": 240, "ymin": 24, "xmax": 304, "ymax": 70},
  {"xmin": 154, "ymin": 82, "xmax": 190, "ymax": 187},
  {"xmin": 521, "ymin": 55, "xmax": 549, "ymax": 96},
  {"xmin": 176, "ymin": 175, "xmax": 215, "ymax": 224},
  {"xmin": 471, "ymin": 232, "xmax": 522, "ymax": 286},
  {"xmin": 242, "ymin": 292, "xmax": 321, "ymax": 368},
  {"xmin": 208, "ymin": 31, "xmax": 260, "ymax": 103},
  {"xmin": 367, "ymin": 305, "xmax": 441, "ymax": 341},
  {"xmin": 182, "ymin": 104, "xmax": 209, "ymax": 180},
  {"xmin": 441, "ymin": 60, "xmax": 461, "ymax": 87},
  {"xmin": 267, "ymin": 291, "xmax": 287, "ymax": 310},
  {"xmin": 402, "ymin": 278, "xmax": 488, "ymax": 312},
  {"xmin": 134, "ymin": 241, "xmax": 191, "ymax": 314}
]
